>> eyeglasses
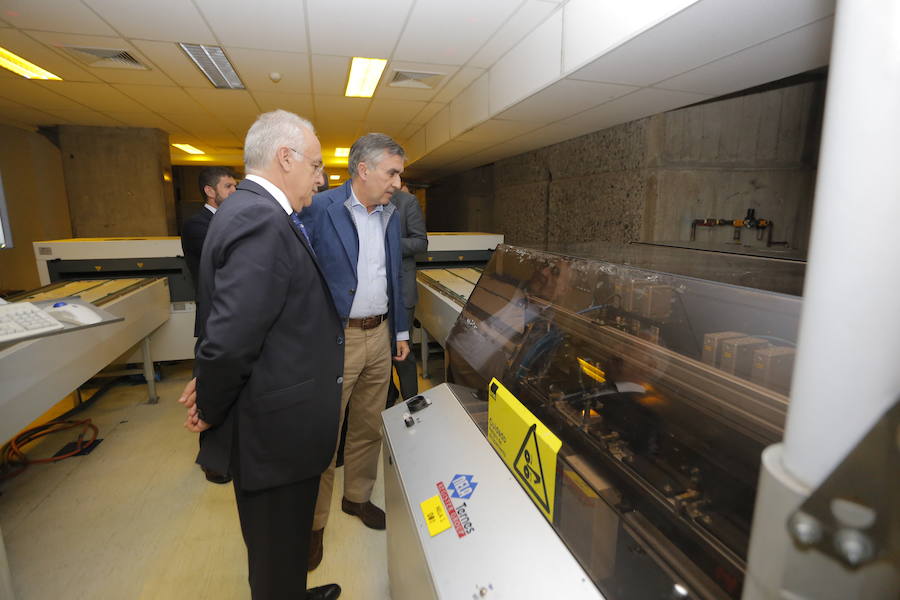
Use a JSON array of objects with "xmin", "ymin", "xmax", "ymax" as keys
[{"xmin": 288, "ymin": 147, "xmax": 325, "ymax": 176}]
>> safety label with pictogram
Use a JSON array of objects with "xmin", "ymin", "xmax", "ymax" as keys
[{"xmin": 486, "ymin": 378, "xmax": 561, "ymax": 522}]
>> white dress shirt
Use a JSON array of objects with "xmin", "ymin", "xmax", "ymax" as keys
[
  {"xmin": 347, "ymin": 189, "xmax": 408, "ymax": 342},
  {"xmin": 204, "ymin": 203, "xmax": 217, "ymax": 214},
  {"xmin": 245, "ymin": 174, "xmax": 292, "ymax": 215}
]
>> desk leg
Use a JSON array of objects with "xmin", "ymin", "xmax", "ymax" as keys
[
  {"xmin": 141, "ymin": 336, "xmax": 158, "ymax": 404},
  {"xmin": 0, "ymin": 525, "xmax": 15, "ymax": 600},
  {"xmin": 421, "ymin": 327, "xmax": 430, "ymax": 380}
]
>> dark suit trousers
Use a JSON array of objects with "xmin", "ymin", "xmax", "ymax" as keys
[
  {"xmin": 232, "ymin": 438, "xmax": 319, "ymax": 600},
  {"xmin": 387, "ymin": 306, "xmax": 419, "ymax": 408}
]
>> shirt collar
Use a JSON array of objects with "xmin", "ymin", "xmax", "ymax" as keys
[
  {"xmin": 204, "ymin": 203, "xmax": 217, "ymax": 214},
  {"xmin": 245, "ymin": 174, "xmax": 293, "ymax": 215},
  {"xmin": 349, "ymin": 186, "xmax": 383, "ymax": 213}
]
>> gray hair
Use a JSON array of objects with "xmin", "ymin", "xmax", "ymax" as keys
[
  {"xmin": 244, "ymin": 110, "xmax": 315, "ymax": 172},
  {"xmin": 348, "ymin": 133, "xmax": 406, "ymax": 177}
]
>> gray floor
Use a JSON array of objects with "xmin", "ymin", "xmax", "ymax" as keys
[{"xmin": 0, "ymin": 356, "xmax": 444, "ymax": 599}]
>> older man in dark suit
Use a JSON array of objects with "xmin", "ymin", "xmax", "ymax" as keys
[{"xmin": 181, "ymin": 110, "xmax": 342, "ymax": 600}]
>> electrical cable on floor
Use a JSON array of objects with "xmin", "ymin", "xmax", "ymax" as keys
[{"xmin": 0, "ymin": 376, "xmax": 121, "ymax": 481}]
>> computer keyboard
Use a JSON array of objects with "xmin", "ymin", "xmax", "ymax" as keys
[{"xmin": 0, "ymin": 301, "xmax": 65, "ymax": 344}]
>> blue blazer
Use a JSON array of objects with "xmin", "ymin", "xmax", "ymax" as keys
[{"xmin": 299, "ymin": 180, "xmax": 408, "ymax": 343}]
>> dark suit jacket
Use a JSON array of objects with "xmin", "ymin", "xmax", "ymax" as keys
[
  {"xmin": 181, "ymin": 205, "xmax": 213, "ymax": 336},
  {"xmin": 181, "ymin": 205, "xmax": 213, "ymax": 292},
  {"xmin": 390, "ymin": 191, "xmax": 427, "ymax": 309},
  {"xmin": 194, "ymin": 179, "xmax": 344, "ymax": 492},
  {"xmin": 299, "ymin": 180, "xmax": 408, "ymax": 343}
]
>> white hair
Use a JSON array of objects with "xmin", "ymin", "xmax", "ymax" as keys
[{"xmin": 243, "ymin": 110, "xmax": 315, "ymax": 172}]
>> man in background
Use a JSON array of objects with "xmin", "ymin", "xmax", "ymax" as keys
[
  {"xmin": 386, "ymin": 184, "xmax": 427, "ymax": 407},
  {"xmin": 181, "ymin": 166, "xmax": 237, "ymax": 293},
  {"xmin": 182, "ymin": 110, "xmax": 343, "ymax": 600},
  {"xmin": 180, "ymin": 166, "xmax": 237, "ymax": 484},
  {"xmin": 299, "ymin": 133, "xmax": 410, "ymax": 570}
]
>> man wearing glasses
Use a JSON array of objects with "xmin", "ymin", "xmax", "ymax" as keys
[{"xmin": 298, "ymin": 133, "xmax": 410, "ymax": 570}]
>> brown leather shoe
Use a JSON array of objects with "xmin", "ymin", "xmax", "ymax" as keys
[
  {"xmin": 341, "ymin": 498, "xmax": 385, "ymax": 530},
  {"xmin": 308, "ymin": 528, "xmax": 324, "ymax": 571}
]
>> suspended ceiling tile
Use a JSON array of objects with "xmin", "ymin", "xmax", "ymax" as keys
[
  {"xmin": 433, "ymin": 66, "xmax": 485, "ymax": 104},
  {"xmin": 401, "ymin": 122, "xmax": 423, "ymax": 140},
  {"xmin": 367, "ymin": 98, "xmax": 427, "ymax": 122},
  {"xmin": 394, "ymin": 0, "xmax": 521, "ymax": 66},
  {"xmin": 0, "ymin": 97, "xmax": 62, "ymax": 126},
  {"xmin": 49, "ymin": 108, "xmax": 127, "ymax": 127},
  {"xmin": 568, "ymin": 0, "xmax": 835, "ymax": 86},
  {"xmin": 35, "ymin": 81, "xmax": 149, "ymax": 112},
  {"xmin": 311, "ymin": 54, "xmax": 349, "ymax": 96},
  {"xmin": 496, "ymin": 79, "xmax": 637, "ymax": 123},
  {"xmin": 228, "ymin": 48, "xmax": 311, "ymax": 94},
  {"xmin": 469, "ymin": 0, "xmax": 558, "ymax": 69},
  {"xmin": 562, "ymin": 0, "xmax": 698, "ymax": 73},
  {"xmin": 454, "ymin": 119, "xmax": 543, "ymax": 144},
  {"xmin": 409, "ymin": 101, "xmax": 446, "ymax": 126},
  {"xmin": 307, "ymin": 0, "xmax": 413, "ymax": 57},
  {"xmin": 314, "ymin": 96, "xmax": 370, "ymax": 122},
  {"xmin": 0, "ymin": 78, "xmax": 88, "ymax": 111},
  {"xmin": 194, "ymin": 0, "xmax": 306, "ymax": 53},
  {"xmin": 449, "ymin": 72, "xmax": 489, "ymax": 137},
  {"xmin": 425, "ymin": 105, "xmax": 450, "ymax": 151},
  {"xmin": 0, "ymin": 0, "xmax": 117, "ymax": 36},
  {"xmin": 489, "ymin": 11, "xmax": 562, "ymax": 115},
  {"xmin": 183, "ymin": 88, "xmax": 260, "ymax": 116},
  {"xmin": 102, "ymin": 111, "xmax": 182, "ymax": 131},
  {"xmin": 359, "ymin": 121, "xmax": 406, "ymax": 141},
  {"xmin": 657, "ymin": 18, "xmax": 833, "ymax": 96},
  {"xmin": 554, "ymin": 87, "xmax": 710, "ymax": 139},
  {"xmin": 313, "ymin": 118, "xmax": 364, "ymax": 142},
  {"xmin": 81, "ymin": 0, "xmax": 215, "ymax": 44},
  {"xmin": 375, "ymin": 61, "xmax": 458, "ymax": 101},
  {"xmin": 405, "ymin": 127, "xmax": 426, "ymax": 163},
  {"xmin": 114, "ymin": 84, "xmax": 207, "ymax": 113},
  {"xmin": 25, "ymin": 31, "xmax": 175, "ymax": 85},
  {"xmin": 0, "ymin": 29, "xmax": 98, "ymax": 82},
  {"xmin": 129, "ymin": 40, "xmax": 210, "ymax": 88},
  {"xmin": 251, "ymin": 92, "xmax": 314, "ymax": 117},
  {"xmin": 160, "ymin": 112, "xmax": 230, "ymax": 137}
]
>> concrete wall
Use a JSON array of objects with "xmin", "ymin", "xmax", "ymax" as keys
[
  {"xmin": 58, "ymin": 126, "xmax": 176, "ymax": 237},
  {"xmin": 0, "ymin": 124, "xmax": 71, "ymax": 293},
  {"xmin": 427, "ymin": 80, "xmax": 824, "ymax": 254}
]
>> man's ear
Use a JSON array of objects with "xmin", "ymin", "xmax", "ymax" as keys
[{"xmin": 204, "ymin": 185, "xmax": 215, "ymax": 199}]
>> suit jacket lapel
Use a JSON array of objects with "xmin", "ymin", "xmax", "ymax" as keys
[{"xmin": 325, "ymin": 182, "xmax": 359, "ymax": 270}]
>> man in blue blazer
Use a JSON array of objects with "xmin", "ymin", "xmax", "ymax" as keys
[{"xmin": 299, "ymin": 133, "xmax": 410, "ymax": 570}]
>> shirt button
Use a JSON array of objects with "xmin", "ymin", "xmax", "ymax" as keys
[
  {"xmin": 337, "ymin": 336, "xmax": 343, "ymax": 345},
  {"xmin": 337, "ymin": 377, "xmax": 344, "ymax": 384},
  {"xmin": 349, "ymin": 288, "xmax": 356, "ymax": 294}
]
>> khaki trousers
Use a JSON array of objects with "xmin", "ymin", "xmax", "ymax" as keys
[{"xmin": 313, "ymin": 319, "xmax": 391, "ymax": 530}]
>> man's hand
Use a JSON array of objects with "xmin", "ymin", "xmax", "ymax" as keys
[
  {"xmin": 394, "ymin": 340, "xmax": 410, "ymax": 362},
  {"xmin": 178, "ymin": 377, "xmax": 197, "ymax": 408},
  {"xmin": 184, "ymin": 402, "xmax": 211, "ymax": 433}
]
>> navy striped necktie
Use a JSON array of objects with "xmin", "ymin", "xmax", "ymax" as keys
[{"xmin": 290, "ymin": 212, "xmax": 314, "ymax": 252}]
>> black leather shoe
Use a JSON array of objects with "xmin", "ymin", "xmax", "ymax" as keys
[
  {"xmin": 306, "ymin": 583, "xmax": 341, "ymax": 599},
  {"xmin": 341, "ymin": 498, "xmax": 385, "ymax": 530},
  {"xmin": 202, "ymin": 467, "xmax": 231, "ymax": 484}
]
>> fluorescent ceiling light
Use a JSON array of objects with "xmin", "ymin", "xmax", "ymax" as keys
[
  {"xmin": 179, "ymin": 43, "xmax": 244, "ymax": 89},
  {"xmin": 334, "ymin": 147, "xmax": 350, "ymax": 157},
  {"xmin": 329, "ymin": 175, "xmax": 340, "ymax": 181},
  {"xmin": 345, "ymin": 57, "xmax": 387, "ymax": 98},
  {"xmin": 0, "ymin": 46, "xmax": 61, "ymax": 80},
  {"xmin": 172, "ymin": 143, "xmax": 205, "ymax": 155}
]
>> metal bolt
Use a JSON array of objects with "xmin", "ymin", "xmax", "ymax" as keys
[
  {"xmin": 834, "ymin": 528, "xmax": 875, "ymax": 567},
  {"xmin": 479, "ymin": 587, "xmax": 488, "ymax": 597},
  {"xmin": 788, "ymin": 512, "xmax": 823, "ymax": 546}
]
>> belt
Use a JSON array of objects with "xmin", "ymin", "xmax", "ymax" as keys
[{"xmin": 346, "ymin": 313, "xmax": 388, "ymax": 330}]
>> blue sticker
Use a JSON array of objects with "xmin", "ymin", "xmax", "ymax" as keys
[{"xmin": 448, "ymin": 474, "xmax": 478, "ymax": 499}]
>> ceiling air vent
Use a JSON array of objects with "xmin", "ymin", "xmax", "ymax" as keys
[
  {"xmin": 389, "ymin": 70, "xmax": 445, "ymax": 90},
  {"xmin": 63, "ymin": 46, "xmax": 147, "ymax": 70},
  {"xmin": 179, "ymin": 43, "xmax": 244, "ymax": 89}
]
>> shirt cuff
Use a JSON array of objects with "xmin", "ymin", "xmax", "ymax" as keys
[{"xmin": 396, "ymin": 330, "xmax": 409, "ymax": 342}]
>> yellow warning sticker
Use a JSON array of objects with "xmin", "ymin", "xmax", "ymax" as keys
[
  {"xmin": 420, "ymin": 494, "xmax": 451, "ymax": 537},
  {"xmin": 487, "ymin": 378, "xmax": 562, "ymax": 522}
]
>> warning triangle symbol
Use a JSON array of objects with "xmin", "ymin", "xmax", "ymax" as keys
[{"xmin": 513, "ymin": 424, "xmax": 550, "ymax": 513}]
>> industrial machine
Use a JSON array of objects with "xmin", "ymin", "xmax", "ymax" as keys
[
  {"xmin": 32, "ymin": 237, "xmax": 195, "ymax": 362},
  {"xmin": 436, "ymin": 243, "xmax": 805, "ymax": 599}
]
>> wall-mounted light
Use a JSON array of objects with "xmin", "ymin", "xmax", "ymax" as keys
[
  {"xmin": 334, "ymin": 147, "xmax": 350, "ymax": 157},
  {"xmin": 329, "ymin": 175, "xmax": 340, "ymax": 181}
]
